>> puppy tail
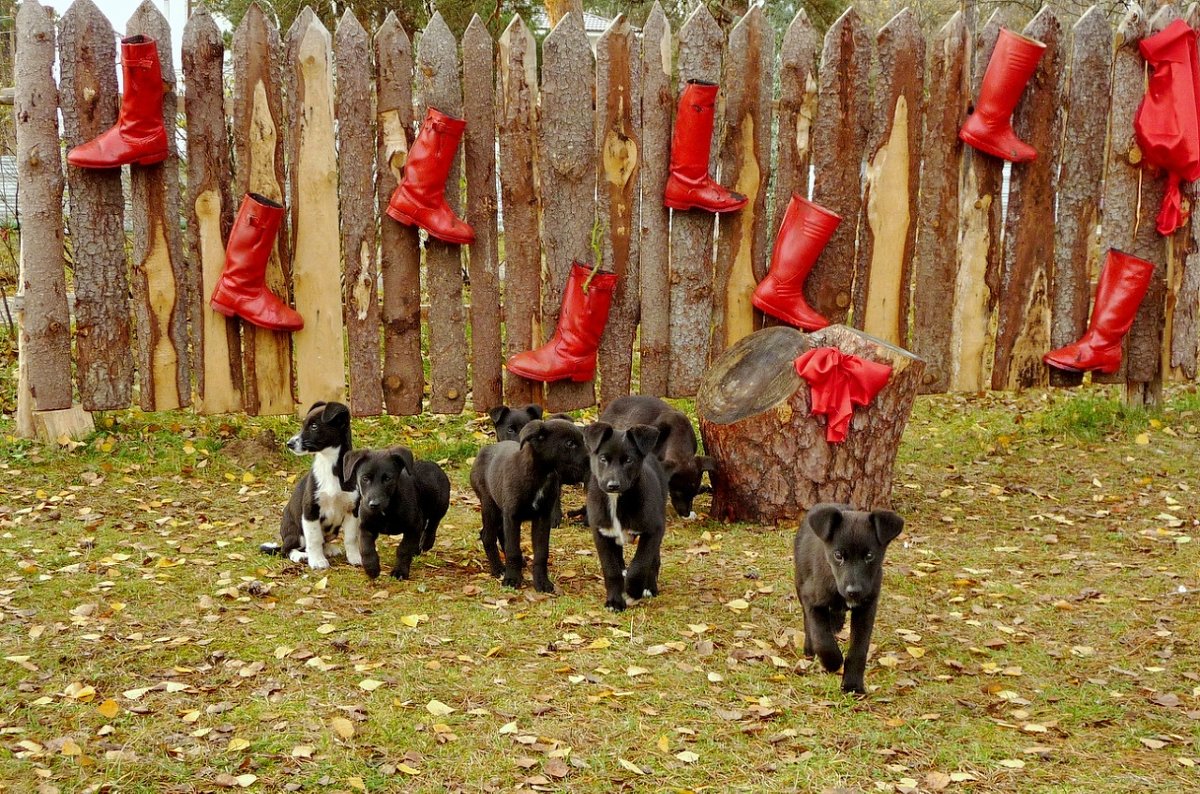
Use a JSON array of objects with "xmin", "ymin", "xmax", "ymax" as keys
[{"xmin": 259, "ymin": 542, "xmax": 283, "ymax": 556}]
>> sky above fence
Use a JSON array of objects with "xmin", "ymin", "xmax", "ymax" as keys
[{"xmin": 43, "ymin": 0, "xmax": 190, "ymax": 69}]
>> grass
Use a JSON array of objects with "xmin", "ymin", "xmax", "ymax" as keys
[{"xmin": 0, "ymin": 385, "xmax": 1198, "ymax": 793}]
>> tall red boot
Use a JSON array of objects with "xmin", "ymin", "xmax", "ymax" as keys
[
  {"xmin": 67, "ymin": 35, "xmax": 169, "ymax": 169},
  {"xmin": 752, "ymin": 194, "xmax": 841, "ymax": 331},
  {"xmin": 386, "ymin": 108, "xmax": 475, "ymax": 245},
  {"xmin": 1043, "ymin": 250, "xmax": 1154, "ymax": 374},
  {"xmin": 506, "ymin": 263, "xmax": 618, "ymax": 383},
  {"xmin": 664, "ymin": 80, "xmax": 747, "ymax": 213},
  {"xmin": 210, "ymin": 193, "xmax": 304, "ymax": 332},
  {"xmin": 958, "ymin": 28, "xmax": 1046, "ymax": 163}
]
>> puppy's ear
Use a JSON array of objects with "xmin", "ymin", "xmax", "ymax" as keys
[
  {"xmin": 525, "ymin": 404, "xmax": 544, "ymax": 420},
  {"xmin": 627, "ymin": 424, "xmax": 661, "ymax": 457},
  {"xmin": 518, "ymin": 419, "xmax": 546, "ymax": 448},
  {"xmin": 488, "ymin": 406, "xmax": 510, "ymax": 426},
  {"xmin": 342, "ymin": 450, "xmax": 368, "ymax": 484},
  {"xmin": 871, "ymin": 510, "xmax": 905, "ymax": 547},
  {"xmin": 306, "ymin": 401, "xmax": 327, "ymax": 417},
  {"xmin": 583, "ymin": 422, "xmax": 613, "ymax": 454},
  {"xmin": 388, "ymin": 446, "xmax": 415, "ymax": 472},
  {"xmin": 321, "ymin": 401, "xmax": 350, "ymax": 425},
  {"xmin": 652, "ymin": 420, "xmax": 673, "ymax": 454},
  {"xmin": 805, "ymin": 504, "xmax": 844, "ymax": 543}
]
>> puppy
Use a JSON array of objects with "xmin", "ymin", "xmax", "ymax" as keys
[
  {"xmin": 470, "ymin": 419, "xmax": 588, "ymax": 592},
  {"xmin": 269, "ymin": 401, "xmax": 362, "ymax": 571},
  {"xmin": 584, "ymin": 422, "xmax": 668, "ymax": 611},
  {"xmin": 343, "ymin": 447, "xmax": 425, "ymax": 579},
  {"xmin": 411, "ymin": 459, "xmax": 451, "ymax": 552},
  {"xmin": 793, "ymin": 503, "xmax": 905, "ymax": 694},
  {"xmin": 487, "ymin": 404, "xmax": 581, "ymax": 526},
  {"xmin": 600, "ymin": 395, "xmax": 716, "ymax": 519}
]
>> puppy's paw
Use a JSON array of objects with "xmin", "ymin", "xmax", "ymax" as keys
[
  {"xmin": 389, "ymin": 568, "xmax": 410, "ymax": 580},
  {"xmin": 308, "ymin": 557, "xmax": 331, "ymax": 571},
  {"xmin": 532, "ymin": 575, "xmax": 555, "ymax": 594},
  {"xmin": 323, "ymin": 544, "xmax": 344, "ymax": 558},
  {"xmin": 345, "ymin": 549, "xmax": 363, "ymax": 566},
  {"xmin": 605, "ymin": 596, "xmax": 626, "ymax": 612},
  {"xmin": 641, "ymin": 589, "xmax": 654, "ymax": 599},
  {"xmin": 288, "ymin": 550, "xmax": 309, "ymax": 563},
  {"xmin": 840, "ymin": 679, "xmax": 866, "ymax": 695},
  {"xmin": 501, "ymin": 571, "xmax": 522, "ymax": 589},
  {"xmin": 817, "ymin": 650, "xmax": 844, "ymax": 673},
  {"xmin": 685, "ymin": 511, "xmax": 699, "ymax": 521}
]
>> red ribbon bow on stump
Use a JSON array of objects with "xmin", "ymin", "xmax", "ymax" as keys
[{"xmin": 794, "ymin": 347, "xmax": 893, "ymax": 444}]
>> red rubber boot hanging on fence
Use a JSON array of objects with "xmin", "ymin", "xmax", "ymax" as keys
[
  {"xmin": 1042, "ymin": 249, "xmax": 1154, "ymax": 374},
  {"xmin": 506, "ymin": 263, "xmax": 618, "ymax": 384},
  {"xmin": 67, "ymin": 35, "xmax": 169, "ymax": 169},
  {"xmin": 663, "ymin": 80, "xmax": 747, "ymax": 213},
  {"xmin": 958, "ymin": 28, "xmax": 1046, "ymax": 163},
  {"xmin": 752, "ymin": 194, "xmax": 841, "ymax": 331},
  {"xmin": 386, "ymin": 108, "xmax": 475, "ymax": 245},
  {"xmin": 210, "ymin": 193, "xmax": 304, "ymax": 332}
]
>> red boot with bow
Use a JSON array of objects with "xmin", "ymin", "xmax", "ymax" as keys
[
  {"xmin": 958, "ymin": 28, "xmax": 1046, "ymax": 163},
  {"xmin": 752, "ymin": 194, "xmax": 841, "ymax": 331},
  {"xmin": 386, "ymin": 108, "xmax": 475, "ymax": 245},
  {"xmin": 663, "ymin": 80, "xmax": 747, "ymax": 213},
  {"xmin": 210, "ymin": 193, "xmax": 304, "ymax": 332}
]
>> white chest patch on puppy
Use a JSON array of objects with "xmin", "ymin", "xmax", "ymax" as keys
[
  {"xmin": 312, "ymin": 448, "xmax": 357, "ymax": 529},
  {"xmin": 599, "ymin": 493, "xmax": 626, "ymax": 546}
]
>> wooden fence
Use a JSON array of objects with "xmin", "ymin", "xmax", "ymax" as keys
[{"xmin": 13, "ymin": 0, "xmax": 1200, "ymax": 420}]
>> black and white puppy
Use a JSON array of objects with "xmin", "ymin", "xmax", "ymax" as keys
[
  {"xmin": 411, "ymin": 459, "xmax": 451, "ymax": 553},
  {"xmin": 600, "ymin": 395, "xmax": 716, "ymax": 520},
  {"xmin": 268, "ymin": 401, "xmax": 362, "ymax": 571},
  {"xmin": 584, "ymin": 422, "xmax": 668, "ymax": 611},
  {"xmin": 470, "ymin": 419, "xmax": 588, "ymax": 592},
  {"xmin": 343, "ymin": 446, "xmax": 426, "ymax": 579},
  {"xmin": 794, "ymin": 503, "xmax": 905, "ymax": 694}
]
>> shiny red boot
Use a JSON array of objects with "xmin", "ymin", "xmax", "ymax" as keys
[
  {"xmin": 386, "ymin": 108, "xmax": 475, "ymax": 245},
  {"xmin": 67, "ymin": 35, "xmax": 169, "ymax": 169},
  {"xmin": 664, "ymin": 80, "xmax": 747, "ymax": 213},
  {"xmin": 752, "ymin": 194, "xmax": 841, "ymax": 331},
  {"xmin": 958, "ymin": 28, "xmax": 1046, "ymax": 163},
  {"xmin": 210, "ymin": 193, "xmax": 304, "ymax": 332},
  {"xmin": 506, "ymin": 263, "xmax": 618, "ymax": 383},
  {"xmin": 1043, "ymin": 250, "xmax": 1154, "ymax": 374}
]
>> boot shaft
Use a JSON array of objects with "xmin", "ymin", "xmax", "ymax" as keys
[
  {"xmin": 224, "ymin": 193, "xmax": 285, "ymax": 284},
  {"xmin": 771, "ymin": 194, "xmax": 841, "ymax": 279},
  {"xmin": 404, "ymin": 107, "xmax": 467, "ymax": 195},
  {"xmin": 1088, "ymin": 249, "xmax": 1155, "ymax": 342},
  {"xmin": 669, "ymin": 80, "xmax": 718, "ymax": 178},
  {"xmin": 119, "ymin": 35, "xmax": 166, "ymax": 141},
  {"xmin": 976, "ymin": 28, "xmax": 1046, "ymax": 117},
  {"xmin": 555, "ymin": 262, "xmax": 619, "ymax": 351}
]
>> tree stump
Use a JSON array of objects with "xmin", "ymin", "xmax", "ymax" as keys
[{"xmin": 697, "ymin": 325, "xmax": 924, "ymax": 524}]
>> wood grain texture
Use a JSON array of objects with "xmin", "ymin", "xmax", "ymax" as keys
[
  {"xmin": 809, "ymin": 7, "xmax": 870, "ymax": 327},
  {"xmin": 416, "ymin": 12, "xmax": 468, "ymax": 414},
  {"xmin": 668, "ymin": 4, "xmax": 722, "ymax": 397},
  {"xmin": 182, "ymin": 7, "xmax": 241, "ymax": 414},
  {"xmin": 232, "ymin": 3, "xmax": 293, "ymax": 415},
  {"xmin": 498, "ymin": 16, "xmax": 542, "ymax": 407},
  {"xmin": 713, "ymin": 7, "xmax": 773, "ymax": 355},
  {"xmin": 539, "ymin": 12, "xmax": 598, "ymax": 411},
  {"xmin": 59, "ymin": 0, "xmax": 132, "ymax": 411},
  {"xmin": 1051, "ymin": 8, "xmax": 1112, "ymax": 389},
  {"xmin": 1174, "ymin": 180, "xmax": 1200, "ymax": 379},
  {"xmin": 374, "ymin": 13, "xmax": 422, "ymax": 415},
  {"xmin": 287, "ymin": 8, "xmax": 346, "ymax": 410},
  {"xmin": 335, "ymin": 9, "xmax": 380, "ymax": 416},
  {"xmin": 462, "ymin": 14, "xmax": 503, "ymax": 412},
  {"xmin": 773, "ymin": 10, "xmax": 819, "ymax": 232},
  {"xmin": 595, "ymin": 15, "xmax": 641, "ymax": 408},
  {"xmin": 853, "ymin": 8, "xmax": 924, "ymax": 347},
  {"xmin": 911, "ymin": 12, "xmax": 966, "ymax": 394},
  {"xmin": 128, "ymin": 1, "xmax": 189, "ymax": 411},
  {"xmin": 15, "ymin": 0, "xmax": 72, "ymax": 412},
  {"xmin": 637, "ymin": 2, "xmax": 671, "ymax": 397}
]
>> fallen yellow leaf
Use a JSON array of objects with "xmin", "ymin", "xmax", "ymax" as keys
[
  {"xmin": 331, "ymin": 717, "xmax": 355, "ymax": 739},
  {"xmin": 98, "ymin": 699, "xmax": 120, "ymax": 719},
  {"xmin": 426, "ymin": 699, "xmax": 455, "ymax": 717},
  {"xmin": 226, "ymin": 737, "xmax": 250, "ymax": 752}
]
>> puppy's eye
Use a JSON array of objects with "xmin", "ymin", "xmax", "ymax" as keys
[
  {"xmin": 620, "ymin": 456, "xmax": 630, "ymax": 465},
  {"xmin": 833, "ymin": 551, "xmax": 844, "ymax": 564},
  {"xmin": 360, "ymin": 475, "xmax": 371, "ymax": 485},
  {"xmin": 566, "ymin": 440, "xmax": 576, "ymax": 449},
  {"xmin": 865, "ymin": 552, "xmax": 875, "ymax": 562},
  {"xmin": 382, "ymin": 474, "xmax": 392, "ymax": 483},
  {"xmin": 599, "ymin": 455, "xmax": 608, "ymax": 464}
]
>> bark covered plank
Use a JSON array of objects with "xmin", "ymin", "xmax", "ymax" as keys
[{"xmin": 773, "ymin": 10, "xmax": 819, "ymax": 235}]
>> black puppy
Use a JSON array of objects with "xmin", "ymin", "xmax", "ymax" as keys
[
  {"xmin": 470, "ymin": 419, "xmax": 588, "ymax": 592},
  {"xmin": 584, "ymin": 422, "xmax": 668, "ymax": 611},
  {"xmin": 268, "ymin": 401, "xmax": 361, "ymax": 571},
  {"xmin": 487, "ymin": 404, "xmax": 581, "ymax": 526},
  {"xmin": 600, "ymin": 395, "xmax": 716, "ymax": 519},
  {"xmin": 343, "ymin": 447, "xmax": 425, "ymax": 579},
  {"xmin": 411, "ymin": 459, "xmax": 451, "ymax": 552},
  {"xmin": 794, "ymin": 503, "xmax": 905, "ymax": 694}
]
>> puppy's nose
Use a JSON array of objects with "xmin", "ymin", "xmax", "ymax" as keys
[
  {"xmin": 605, "ymin": 481, "xmax": 621, "ymax": 492},
  {"xmin": 844, "ymin": 585, "xmax": 863, "ymax": 599},
  {"xmin": 368, "ymin": 499, "xmax": 381, "ymax": 509}
]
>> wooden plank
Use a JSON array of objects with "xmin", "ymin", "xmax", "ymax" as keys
[
  {"xmin": 335, "ymin": 9, "xmax": 380, "ymax": 416},
  {"xmin": 540, "ymin": 12, "xmax": 598, "ymax": 411},
  {"xmin": 128, "ymin": 1, "xmax": 189, "ymax": 411},
  {"xmin": 374, "ymin": 13, "xmax": 423, "ymax": 416},
  {"xmin": 911, "ymin": 12, "xmax": 967, "ymax": 394},
  {"xmin": 951, "ymin": 12, "xmax": 1007, "ymax": 391},
  {"xmin": 773, "ymin": 9, "xmax": 820, "ymax": 241},
  {"xmin": 853, "ymin": 8, "xmax": 924, "ymax": 347},
  {"xmin": 415, "ymin": 12, "xmax": 468, "ymax": 414},
  {"xmin": 59, "ymin": 0, "xmax": 132, "ymax": 411},
  {"xmin": 595, "ymin": 14, "xmax": 641, "ymax": 408},
  {"xmin": 637, "ymin": 2, "xmax": 671, "ymax": 396},
  {"xmin": 463, "ymin": 14, "xmax": 503, "ymax": 412},
  {"xmin": 287, "ymin": 8, "xmax": 346, "ymax": 410},
  {"xmin": 712, "ymin": 6, "xmax": 772, "ymax": 356},
  {"xmin": 809, "ymin": 6, "xmax": 870, "ymax": 327},
  {"xmin": 15, "ymin": 0, "xmax": 71, "ymax": 411},
  {"xmin": 1050, "ymin": 8, "xmax": 1112, "ymax": 389},
  {"xmin": 183, "ymin": 6, "xmax": 241, "ymax": 415},
  {"xmin": 668, "ymin": 4, "xmax": 722, "ymax": 397},
  {"xmin": 497, "ymin": 16, "xmax": 542, "ymax": 407},
  {"xmin": 991, "ymin": 9, "xmax": 1064, "ymax": 391},
  {"xmin": 232, "ymin": 3, "xmax": 293, "ymax": 416}
]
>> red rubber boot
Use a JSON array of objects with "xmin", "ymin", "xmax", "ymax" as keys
[
  {"xmin": 67, "ymin": 35, "xmax": 169, "ymax": 169},
  {"xmin": 210, "ymin": 193, "xmax": 304, "ymax": 332},
  {"xmin": 958, "ymin": 28, "xmax": 1046, "ymax": 163},
  {"xmin": 506, "ymin": 263, "xmax": 618, "ymax": 383},
  {"xmin": 386, "ymin": 108, "xmax": 475, "ymax": 245},
  {"xmin": 1043, "ymin": 250, "xmax": 1154, "ymax": 374},
  {"xmin": 752, "ymin": 194, "xmax": 841, "ymax": 331},
  {"xmin": 663, "ymin": 80, "xmax": 747, "ymax": 213}
]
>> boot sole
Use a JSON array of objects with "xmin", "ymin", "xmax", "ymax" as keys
[
  {"xmin": 750, "ymin": 294, "xmax": 828, "ymax": 332},
  {"xmin": 67, "ymin": 149, "xmax": 169, "ymax": 169},
  {"xmin": 209, "ymin": 300, "xmax": 303, "ymax": 332},
  {"xmin": 386, "ymin": 207, "xmax": 475, "ymax": 245},
  {"xmin": 663, "ymin": 197, "xmax": 748, "ymax": 213},
  {"xmin": 958, "ymin": 129, "xmax": 1036, "ymax": 164},
  {"xmin": 1042, "ymin": 357, "xmax": 1119, "ymax": 375},
  {"xmin": 506, "ymin": 364, "xmax": 594, "ymax": 384}
]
